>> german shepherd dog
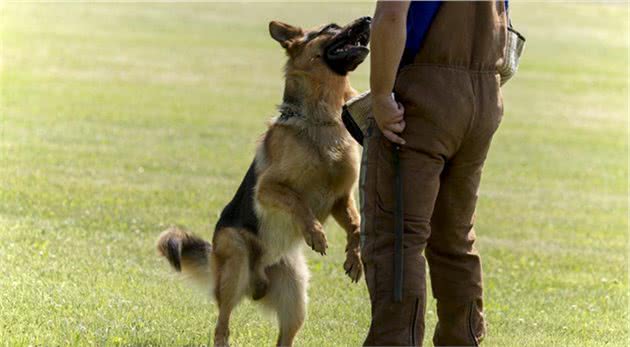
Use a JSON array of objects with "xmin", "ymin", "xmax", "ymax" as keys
[{"xmin": 156, "ymin": 17, "xmax": 371, "ymax": 347}]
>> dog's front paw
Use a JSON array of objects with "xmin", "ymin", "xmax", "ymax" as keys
[
  {"xmin": 343, "ymin": 250, "xmax": 363, "ymax": 282},
  {"xmin": 305, "ymin": 223, "xmax": 328, "ymax": 255}
]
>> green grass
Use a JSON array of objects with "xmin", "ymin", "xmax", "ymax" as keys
[{"xmin": 0, "ymin": 2, "xmax": 627, "ymax": 346}]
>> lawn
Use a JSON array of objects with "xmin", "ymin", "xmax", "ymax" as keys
[{"xmin": 0, "ymin": 2, "xmax": 627, "ymax": 346}]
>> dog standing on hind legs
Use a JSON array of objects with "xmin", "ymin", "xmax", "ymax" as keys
[{"xmin": 157, "ymin": 17, "xmax": 371, "ymax": 347}]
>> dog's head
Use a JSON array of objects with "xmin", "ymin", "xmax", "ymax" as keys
[{"xmin": 269, "ymin": 17, "xmax": 371, "ymax": 77}]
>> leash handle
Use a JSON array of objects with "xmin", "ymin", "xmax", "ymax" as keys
[{"xmin": 393, "ymin": 145, "xmax": 404, "ymax": 302}]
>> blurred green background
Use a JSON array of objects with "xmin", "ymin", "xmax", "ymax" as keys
[{"xmin": 1, "ymin": 2, "xmax": 627, "ymax": 346}]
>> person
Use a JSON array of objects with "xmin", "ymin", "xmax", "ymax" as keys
[{"xmin": 361, "ymin": 1, "xmax": 508, "ymax": 346}]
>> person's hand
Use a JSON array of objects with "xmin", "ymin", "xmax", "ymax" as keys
[{"xmin": 372, "ymin": 93, "xmax": 406, "ymax": 145}]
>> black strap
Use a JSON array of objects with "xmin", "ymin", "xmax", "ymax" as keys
[
  {"xmin": 341, "ymin": 106, "xmax": 364, "ymax": 145},
  {"xmin": 393, "ymin": 145, "xmax": 404, "ymax": 302}
]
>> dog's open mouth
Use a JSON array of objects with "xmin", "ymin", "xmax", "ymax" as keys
[
  {"xmin": 328, "ymin": 29, "xmax": 370, "ymax": 55},
  {"xmin": 324, "ymin": 16, "xmax": 371, "ymax": 75}
]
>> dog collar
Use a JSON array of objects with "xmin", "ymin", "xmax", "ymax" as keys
[
  {"xmin": 278, "ymin": 107, "xmax": 302, "ymax": 122},
  {"xmin": 277, "ymin": 105, "xmax": 341, "ymax": 127}
]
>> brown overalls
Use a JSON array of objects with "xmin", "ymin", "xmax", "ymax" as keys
[{"xmin": 360, "ymin": 2, "xmax": 508, "ymax": 346}]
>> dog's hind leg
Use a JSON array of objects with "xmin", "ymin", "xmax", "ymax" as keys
[
  {"xmin": 260, "ymin": 250, "xmax": 309, "ymax": 347},
  {"xmin": 251, "ymin": 260, "xmax": 269, "ymax": 301},
  {"xmin": 212, "ymin": 229, "xmax": 251, "ymax": 347},
  {"xmin": 237, "ymin": 230, "xmax": 269, "ymax": 301}
]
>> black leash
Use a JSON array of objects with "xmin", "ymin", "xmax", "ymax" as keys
[{"xmin": 393, "ymin": 144, "xmax": 404, "ymax": 303}]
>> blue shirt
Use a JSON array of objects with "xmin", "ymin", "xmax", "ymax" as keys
[{"xmin": 404, "ymin": 1, "xmax": 442, "ymax": 59}]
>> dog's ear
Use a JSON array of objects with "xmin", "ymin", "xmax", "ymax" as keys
[{"xmin": 269, "ymin": 21, "xmax": 303, "ymax": 49}]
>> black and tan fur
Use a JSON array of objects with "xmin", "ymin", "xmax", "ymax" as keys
[{"xmin": 157, "ymin": 17, "xmax": 371, "ymax": 347}]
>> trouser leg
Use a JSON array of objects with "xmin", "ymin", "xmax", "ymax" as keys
[
  {"xmin": 426, "ymin": 158, "xmax": 485, "ymax": 346},
  {"xmin": 427, "ymin": 112, "xmax": 499, "ymax": 346},
  {"xmin": 361, "ymin": 121, "xmax": 446, "ymax": 346}
]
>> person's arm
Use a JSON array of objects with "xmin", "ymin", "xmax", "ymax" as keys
[{"xmin": 370, "ymin": 1, "xmax": 410, "ymax": 145}]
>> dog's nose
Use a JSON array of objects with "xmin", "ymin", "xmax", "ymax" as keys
[{"xmin": 360, "ymin": 16, "xmax": 372, "ymax": 24}]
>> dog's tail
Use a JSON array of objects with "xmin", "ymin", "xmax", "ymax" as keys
[{"xmin": 156, "ymin": 226, "xmax": 215, "ymax": 293}]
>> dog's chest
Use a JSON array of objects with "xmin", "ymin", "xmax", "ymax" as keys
[
  {"xmin": 314, "ymin": 142, "xmax": 358, "ymax": 195},
  {"xmin": 299, "ymin": 129, "xmax": 357, "ymax": 181},
  {"xmin": 298, "ymin": 149, "xmax": 358, "ymax": 218}
]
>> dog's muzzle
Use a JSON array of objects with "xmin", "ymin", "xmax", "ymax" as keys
[{"xmin": 324, "ymin": 16, "xmax": 371, "ymax": 75}]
